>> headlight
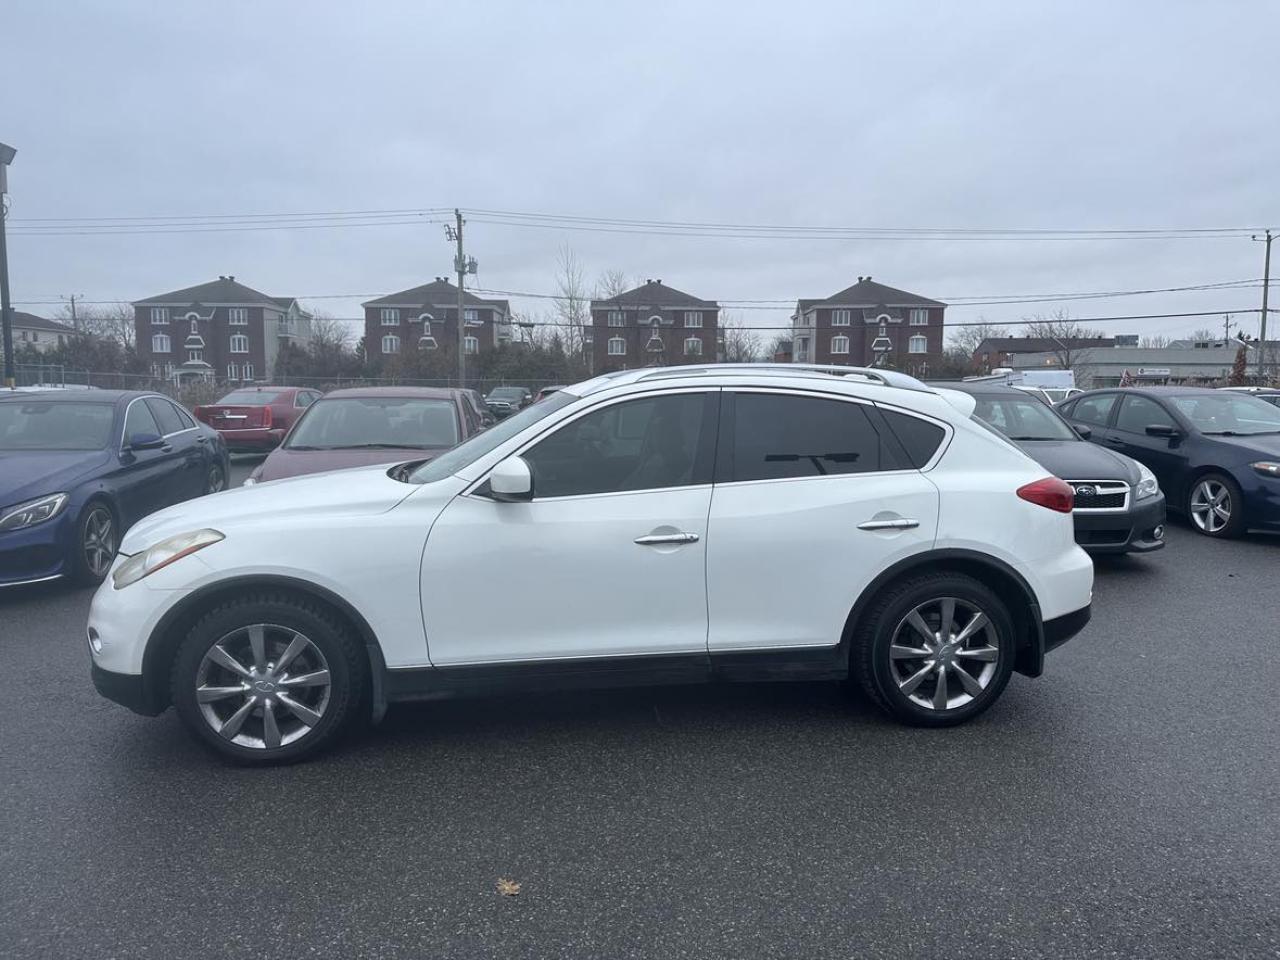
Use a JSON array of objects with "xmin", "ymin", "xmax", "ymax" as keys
[
  {"xmin": 1135, "ymin": 463, "xmax": 1160, "ymax": 501},
  {"xmin": 0, "ymin": 493, "xmax": 69, "ymax": 532},
  {"xmin": 112, "ymin": 529, "xmax": 224, "ymax": 589},
  {"xmin": 1252, "ymin": 461, "xmax": 1280, "ymax": 479}
]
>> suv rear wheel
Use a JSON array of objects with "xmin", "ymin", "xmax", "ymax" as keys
[{"xmin": 853, "ymin": 572, "xmax": 1015, "ymax": 726}]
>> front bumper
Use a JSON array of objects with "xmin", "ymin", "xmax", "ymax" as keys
[
  {"xmin": 0, "ymin": 513, "xmax": 74, "ymax": 587},
  {"xmin": 215, "ymin": 427, "xmax": 285, "ymax": 451},
  {"xmin": 1072, "ymin": 493, "xmax": 1166, "ymax": 555},
  {"xmin": 91, "ymin": 661, "xmax": 164, "ymax": 716}
]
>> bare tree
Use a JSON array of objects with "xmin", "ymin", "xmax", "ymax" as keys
[
  {"xmin": 309, "ymin": 311, "xmax": 354, "ymax": 352},
  {"xmin": 553, "ymin": 246, "xmax": 589, "ymax": 359},
  {"xmin": 57, "ymin": 302, "xmax": 136, "ymax": 349},
  {"xmin": 947, "ymin": 319, "xmax": 1001, "ymax": 361},
  {"xmin": 1139, "ymin": 334, "xmax": 1170, "ymax": 348},
  {"xmin": 718, "ymin": 311, "xmax": 762, "ymax": 363},
  {"xmin": 1188, "ymin": 327, "xmax": 1217, "ymax": 343},
  {"xmin": 594, "ymin": 269, "xmax": 632, "ymax": 301},
  {"xmin": 1019, "ymin": 310, "xmax": 1105, "ymax": 370},
  {"xmin": 765, "ymin": 333, "xmax": 792, "ymax": 360}
]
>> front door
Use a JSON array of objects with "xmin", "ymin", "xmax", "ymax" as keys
[
  {"xmin": 420, "ymin": 390, "xmax": 719, "ymax": 666},
  {"xmin": 1108, "ymin": 393, "xmax": 1184, "ymax": 492},
  {"xmin": 706, "ymin": 390, "xmax": 941, "ymax": 653},
  {"xmin": 114, "ymin": 399, "xmax": 187, "ymax": 526}
]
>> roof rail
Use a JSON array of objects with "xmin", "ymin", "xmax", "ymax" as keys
[{"xmin": 635, "ymin": 363, "xmax": 932, "ymax": 392}]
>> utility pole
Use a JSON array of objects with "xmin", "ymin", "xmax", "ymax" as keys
[
  {"xmin": 0, "ymin": 141, "xmax": 16, "ymax": 389},
  {"xmin": 453, "ymin": 210, "xmax": 466, "ymax": 387},
  {"xmin": 64, "ymin": 294, "xmax": 80, "ymax": 333},
  {"xmin": 1223, "ymin": 313, "xmax": 1234, "ymax": 344},
  {"xmin": 1256, "ymin": 229, "xmax": 1273, "ymax": 381}
]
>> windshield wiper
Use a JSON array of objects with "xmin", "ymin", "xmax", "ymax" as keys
[
  {"xmin": 1004, "ymin": 435, "xmax": 1060, "ymax": 441},
  {"xmin": 344, "ymin": 442, "xmax": 425, "ymax": 449}
]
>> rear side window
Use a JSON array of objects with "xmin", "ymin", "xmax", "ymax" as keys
[
  {"xmin": 1068, "ymin": 394, "xmax": 1117, "ymax": 426},
  {"xmin": 145, "ymin": 397, "xmax": 186, "ymax": 435},
  {"xmin": 878, "ymin": 408, "xmax": 945, "ymax": 468},
  {"xmin": 123, "ymin": 399, "xmax": 161, "ymax": 440},
  {"xmin": 726, "ymin": 393, "xmax": 887, "ymax": 482}
]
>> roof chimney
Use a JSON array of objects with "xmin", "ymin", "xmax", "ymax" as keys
[
  {"xmin": 228, "ymin": 276, "xmax": 234, "ymax": 282},
  {"xmin": 218, "ymin": 275, "xmax": 225, "ymax": 280}
]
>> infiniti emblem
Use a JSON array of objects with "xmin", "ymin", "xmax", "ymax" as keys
[{"xmin": 253, "ymin": 680, "xmax": 276, "ymax": 693}]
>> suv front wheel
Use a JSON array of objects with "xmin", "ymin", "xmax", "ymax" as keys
[{"xmin": 853, "ymin": 572, "xmax": 1015, "ymax": 726}]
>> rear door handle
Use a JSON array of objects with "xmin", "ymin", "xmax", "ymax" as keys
[
  {"xmin": 634, "ymin": 533, "xmax": 700, "ymax": 546},
  {"xmin": 857, "ymin": 518, "xmax": 920, "ymax": 531}
]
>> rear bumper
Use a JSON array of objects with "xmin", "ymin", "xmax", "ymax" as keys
[
  {"xmin": 214, "ymin": 427, "xmax": 285, "ymax": 451},
  {"xmin": 1043, "ymin": 603, "xmax": 1091, "ymax": 654},
  {"xmin": 91, "ymin": 662, "xmax": 163, "ymax": 716},
  {"xmin": 1073, "ymin": 493, "xmax": 1166, "ymax": 555}
]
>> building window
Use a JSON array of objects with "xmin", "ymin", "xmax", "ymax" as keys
[
  {"xmin": 909, "ymin": 308, "xmax": 928, "ymax": 326},
  {"xmin": 608, "ymin": 337, "xmax": 626, "ymax": 356},
  {"xmin": 684, "ymin": 337, "xmax": 703, "ymax": 356},
  {"xmin": 417, "ymin": 312, "xmax": 435, "ymax": 325},
  {"xmin": 909, "ymin": 335, "xmax": 928, "ymax": 354},
  {"xmin": 228, "ymin": 307, "xmax": 249, "ymax": 325},
  {"xmin": 463, "ymin": 335, "xmax": 479, "ymax": 354},
  {"xmin": 242, "ymin": 363, "xmax": 254, "ymax": 380},
  {"xmin": 607, "ymin": 310, "xmax": 624, "ymax": 327},
  {"xmin": 230, "ymin": 334, "xmax": 249, "ymax": 353},
  {"xmin": 878, "ymin": 324, "xmax": 887, "ymax": 337},
  {"xmin": 831, "ymin": 335, "xmax": 850, "ymax": 354},
  {"xmin": 796, "ymin": 337, "xmax": 809, "ymax": 361},
  {"xmin": 226, "ymin": 363, "xmax": 239, "ymax": 381},
  {"xmin": 380, "ymin": 308, "xmax": 400, "ymax": 325},
  {"xmin": 150, "ymin": 307, "xmax": 169, "ymax": 324},
  {"xmin": 190, "ymin": 318, "xmax": 200, "ymax": 334},
  {"xmin": 684, "ymin": 311, "xmax": 702, "ymax": 328},
  {"xmin": 152, "ymin": 333, "xmax": 171, "ymax": 353},
  {"xmin": 188, "ymin": 349, "xmax": 203, "ymax": 363},
  {"xmin": 419, "ymin": 335, "xmax": 438, "ymax": 350},
  {"xmin": 463, "ymin": 308, "xmax": 480, "ymax": 324},
  {"xmin": 32, "ymin": 332, "xmax": 40, "ymax": 342},
  {"xmin": 832, "ymin": 309, "xmax": 851, "ymax": 326},
  {"xmin": 382, "ymin": 334, "xmax": 400, "ymax": 353}
]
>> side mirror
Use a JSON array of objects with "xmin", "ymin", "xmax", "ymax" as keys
[
  {"xmin": 1073, "ymin": 424, "xmax": 1093, "ymax": 440},
  {"xmin": 127, "ymin": 432, "xmax": 166, "ymax": 451},
  {"xmin": 489, "ymin": 456, "xmax": 533, "ymax": 502},
  {"xmin": 1145, "ymin": 424, "xmax": 1179, "ymax": 438}
]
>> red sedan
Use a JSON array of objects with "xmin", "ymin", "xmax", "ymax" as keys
[{"xmin": 194, "ymin": 386, "xmax": 322, "ymax": 452}]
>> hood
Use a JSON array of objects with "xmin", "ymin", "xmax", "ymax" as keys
[
  {"xmin": 1016, "ymin": 439, "xmax": 1140, "ymax": 484},
  {"xmin": 256, "ymin": 446, "xmax": 444, "ymax": 482},
  {"xmin": 120, "ymin": 462, "xmax": 419, "ymax": 554},
  {"xmin": 1205, "ymin": 432, "xmax": 1280, "ymax": 464},
  {"xmin": 0, "ymin": 449, "xmax": 112, "ymax": 508}
]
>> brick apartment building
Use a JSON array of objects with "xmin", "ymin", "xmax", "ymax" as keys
[
  {"xmin": 362, "ymin": 278, "xmax": 512, "ymax": 362},
  {"xmin": 589, "ymin": 279, "xmax": 719, "ymax": 372},
  {"xmin": 133, "ymin": 276, "xmax": 312, "ymax": 383},
  {"xmin": 791, "ymin": 277, "xmax": 944, "ymax": 376}
]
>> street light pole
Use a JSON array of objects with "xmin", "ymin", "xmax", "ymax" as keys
[{"xmin": 0, "ymin": 141, "xmax": 16, "ymax": 389}]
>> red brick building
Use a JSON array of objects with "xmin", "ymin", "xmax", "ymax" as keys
[
  {"xmin": 133, "ymin": 277, "xmax": 312, "ymax": 383},
  {"xmin": 362, "ymin": 278, "xmax": 512, "ymax": 363},
  {"xmin": 791, "ymin": 277, "xmax": 944, "ymax": 377},
  {"xmin": 589, "ymin": 279, "xmax": 719, "ymax": 372}
]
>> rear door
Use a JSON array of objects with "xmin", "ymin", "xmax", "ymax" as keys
[
  {"xmin": 145, "ymin": 397, "xmax": 206, "ymax": 500},
  {"xmin": 705, "ymin": 390, "xmax": 942, "ymax": 654},
  {"xmin": 1062, "ymin": 392, "xmax": 1120, "ymax": 445}
]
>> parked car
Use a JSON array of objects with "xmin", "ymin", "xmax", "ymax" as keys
[
  {"xmin": 934, "ymin": 382, "xmax": 1165, "ymax": 554},
  {"xmin": 1220, "ymin": 386, "xmax": 1280, "ymax": 408},
  {"xmin": 244, "ymin": 387, "xmax": 481, "ymax": 484},
  {"xmin": 1058, "ymin": 387, "xmax": 1280, "ymax": 537},
  {"xmin": 88, "ymin": 364, "xmax": 1093, "ymax": 763},
  {"xmin": 0, "ymin": 390, "xmax": 228, "ymax": 588},
  {"xmin": 484, "ymin": 385, "xmax": 532, "ymax": 418},
  {"xmin": 534, "ymin": 384, "xmax": 566, "ymax": 403},
  {"xmin": 461, "ymin": 388, "xmax": 496, "ymax": 428},
  {"xmin": 194, "ymin": 386, "xmax": 322, "ymax": 452}
]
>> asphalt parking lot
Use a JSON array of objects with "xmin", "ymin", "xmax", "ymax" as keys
[{"xmin": 1, "ymin": 468, "xmax": 1277, "ymax": 959}]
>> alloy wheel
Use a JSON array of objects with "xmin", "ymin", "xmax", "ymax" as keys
[
  {"xmin": 888, "ymin": 597, "xmax": 1001, "ymax": 712},
  {"xmin": 195, "ymin": 624, "xmax": 332, "ymax": 750},
  {"xmin": 82, "ymin": 507, "xmax": 115, "ymax": 579},
  {"xmin": 1190, "ymin": 479, "xmax": 1231, "ymax": 534},
  {"xmin": 207, "ymin": 466, "xmax": 226, "ymax": 494}
]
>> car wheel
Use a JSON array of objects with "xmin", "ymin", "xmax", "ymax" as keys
[
  {"xmin": 71, "ymin": 501, "xmax": 117, "ymax": 587},
  {"xmin": 205, "ymin": 462, "xmax": 227, "ymax": 495},
  {"xmin": 1187, "ymin": 473, "xmax": 1245, "ymax": 538},
  {"xmin": 171, "ymin": 593, "xmax": 366, "ymax": 764},
  {"xmin": 852, "ymin": 572, "xmax": 1015, "ymax": 727}
]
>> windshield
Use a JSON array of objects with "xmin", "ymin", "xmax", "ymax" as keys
[
  {"xmin": 217, "ymin": 390, "xmax": 286, "ymax": 405},
  {"xmin": 0, "ymin": 401, "xmax": 116, "ymax": 451},
  {"xmin": 410, "ymin": 390, "xmax": 577, "ymax": 483},
  {"xmin": 1171, "ymin": 394, "xmax": 1280, "ymax": 435},
  {"xmin": 487, "ymin": 387, "xmax": 524, "ymax": 400},
  {"xmin": 970, "ymin": 395, "xmax": 1078, "ymax": 441},
  {"xmin": 287, "ymin": 397, "xmax": 459, "ymax": 450}
]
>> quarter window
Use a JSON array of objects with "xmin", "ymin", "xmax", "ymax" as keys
[
  {"xmin": 879, "ymin": 409, "xmax": 946, "ymax": 468},
  {"xmin": 1115, "ymin": 395, "xmax": 1176, "ymax": 434},
  {"xmin": 727, "ymin": 393, "xmax": 887, "ymax": 482},
  {"xmin": 522, "ymin": 393, "xmax": 712, "ymax": 498},
  {"xmin": 1069, "ymin": 393, "xmax": 1118, "ymax": 426}
]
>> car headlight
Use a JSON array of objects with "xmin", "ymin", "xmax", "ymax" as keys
[
  {"xmin": 0, "ymin": 493, "xmax": 69, "ymax": 532},
  {"xmin": 112, "ymin": 529, "xmax": 224, "ymax": 589},
  {"xmin": 1135, "ymin": 463, "xmax": 1160, "ymax": 501},
  {"xmin": 1252, "ymin": 461, "xmax": 1280, "ymax": 479}
]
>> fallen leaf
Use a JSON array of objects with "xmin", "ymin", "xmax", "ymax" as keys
[{"xmin": 496, "ymin": 878, "xmax": 522, "ymax": 897}]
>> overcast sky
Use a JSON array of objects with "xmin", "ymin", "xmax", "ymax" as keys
[{"xmin": 3, "ymin": 0, "xmax": 1277, "ymax": 344}]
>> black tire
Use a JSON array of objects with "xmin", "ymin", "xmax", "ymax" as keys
[
  {"xmin": 204, "ymin": 461, "xmax": 227, "ymax": 495},
  {"xmin": 171, "ymin": 591, "xmax": 366, "ymax": 765},
  {"xmin": 1185, "ymin": 472, "xmax": 1245, "ymax": 538},
  {"xmin": 69, "ymin": 500, "xmax": 117, "ymax": 587},
  {"xmin": 852, "ymin": 572, "xmax": 1016, "ymax": 727}
]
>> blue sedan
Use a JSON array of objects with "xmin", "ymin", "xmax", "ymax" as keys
[
  {"xmin": 1059, "ymin": 387, "xmax": 1280, "ymax": 537},
  {"xmin": 0, "ymin": 390, "xmax": 230, "ymax": 587}
]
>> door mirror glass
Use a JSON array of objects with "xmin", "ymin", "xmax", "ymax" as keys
[
  {"xmin": 1145, "ymin": 423, "xmax": 1178, "ymax": 438},
  {"xmin": 128, "ymin": 432, "xmax": 166, "ymax": 450},
  {"xmin": 489, "ymin": 455, "xmax": 533, "ymax": 501},
  {"xmin": 1073, "ymin": 424, "xmax": 1092, "ymax": 440}
]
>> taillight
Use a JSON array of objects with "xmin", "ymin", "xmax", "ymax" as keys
[
  {"xmin": 194, "ymin": 407, "xmax": 209, "ymax": 423},
  {"xmin": 261, "ymin": 406, "xmax": 273, "ymax": 429},
  {"xmin": 1017, "ymin": 477, "xmax": 1074, "ymax": 513}
]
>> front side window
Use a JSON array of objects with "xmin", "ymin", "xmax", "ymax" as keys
[
  {"xmin": 228, "ymin": 307, "xmax": 249, "ymax": 325},
  {"xmin": 1170, "ymin": 393, "xmax": 1280, "ymax": 435},
  {"xmin": 832, "ymin": 309, "xmax": 851, "ymax": 326},
  {"xmin": 1067, "ymin": 393, "xmax": 1117, "ymax": 426},
  {"xmin": 909, "ymin": 308, "xmax": 929, "ymax": 326},
  {"xmin": 381, "ymin": 308, "xmax": 400, "ymax": 325},
  {"xmin": 608, "ymin": 337, "xmax": 626, "ymax": 356},
  {"xmin": 0, "ymin": 401, "xmax": 116, "ymax": 451},
  {"xmin": 152, "ymin": 333, "xmax": 171, "ymax": 353},
  {"xmin": 684, "ymin": 311, "xmax": 702, "ymax": 328},
  {"xmin": 1114, "ymin": 395, "xmax": 1176, "ymax": 434},
  {"xmin": 971, "ymin": 396, "xmax": 1077, "ymax": 441},
  {"xmin": 229, "ymin": 334, "xmax": 249, "ymax": 353},
  {"xmin": 831, "ymin": 335, "xmax": 850, "ymax": 354},
  {"xmin": 727, "ymin": 393, "xmax": 887, "ymax": 482},
  {"xmin": 150, "ymin": 307, "xmax": 169, "ymax": 324},
  {"xmin": 908, "ymin": 335, "xmax": 927, "ymax": 354},
  {"xmin": 522, "ymin": 393, "xmax": 712, "ymax": 498},
  {"xmin": 382, "ymin": 335, "xmax": 400, "ymax": 353}
]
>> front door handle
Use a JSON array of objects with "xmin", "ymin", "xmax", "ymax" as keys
[
  {"xmin": 857, "ymin": 518, "xmax": 920, "ymax": 531},
  {"xmin": 634, "ymin": 532, "xmax": 700, "ymax": 546},
  {"xmin": 1103, "ymin": 437, "xmax": 1125, "ymax": 446}
]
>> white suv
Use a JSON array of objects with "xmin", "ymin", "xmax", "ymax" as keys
[{"xmin": 87, "ymin": 365, "xmax": 1093, "ymax": 763}]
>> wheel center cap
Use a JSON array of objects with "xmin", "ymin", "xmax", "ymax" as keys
[{"xmin": 252, "ymin": 679, "xmax": 277, "ymax": 694}]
